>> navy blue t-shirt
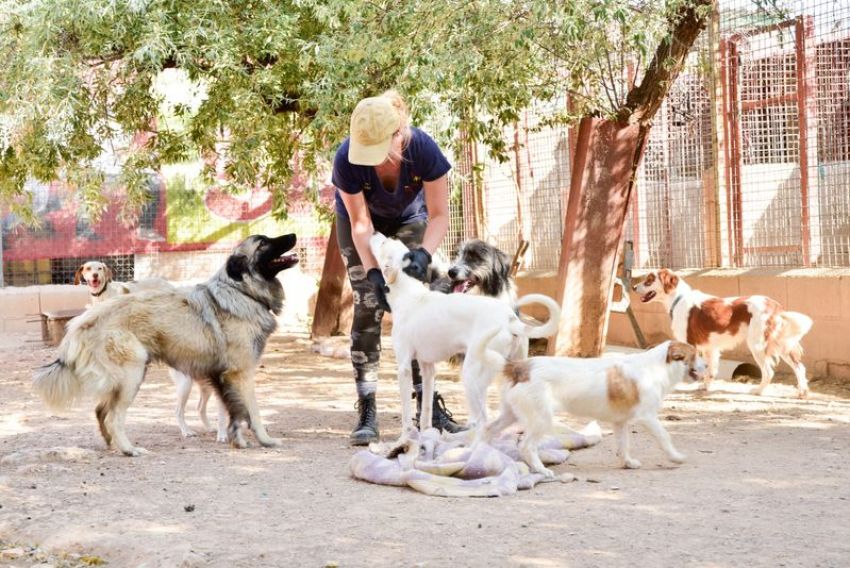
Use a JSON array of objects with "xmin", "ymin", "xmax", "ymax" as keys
[{"xmin": 332, "ymin": 127, "xmax": 452, "ymax": 225}]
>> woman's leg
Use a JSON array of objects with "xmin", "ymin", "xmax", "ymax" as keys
[{"xmin": 337, "ymin": 215, "xmax": 385, "ymax": 445}]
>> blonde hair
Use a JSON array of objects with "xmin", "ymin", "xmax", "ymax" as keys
[{"xmin": 380, "ymin": 90, "xmax": 412, "ymax": 158}]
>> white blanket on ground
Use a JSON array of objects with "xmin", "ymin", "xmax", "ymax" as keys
[{"xmin": 349, "ymin": 422, "xmax": 602, "ymax": 497}]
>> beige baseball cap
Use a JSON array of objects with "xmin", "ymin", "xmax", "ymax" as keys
[{"xmin": 348, "ymin": 96, "xmax": 400, "ymax": 166}]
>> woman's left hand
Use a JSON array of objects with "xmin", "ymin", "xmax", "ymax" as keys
[{"xmin": 402, "ymin": 247, "xmax": 431, "ymax": 281}]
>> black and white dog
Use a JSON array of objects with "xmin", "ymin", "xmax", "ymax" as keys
[{"xmin": 432, "ymin": 239, "xmax": 517, "ymax": 303}]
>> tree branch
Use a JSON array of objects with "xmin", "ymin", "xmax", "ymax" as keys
[{"xmin": 616, "ymin": 0, "xmax": 712, "ymax": 125}]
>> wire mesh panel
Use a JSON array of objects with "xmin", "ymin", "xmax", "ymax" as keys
[
  {"xmin": 624, "ymin": 0, "xmax": 850, "ymax": 270},
  {"xmin": 473, "ymin": 97, "xmax": 570, "ymax": 271},
  {"xmin": 728, "ymin": 18, "xmax": 807, "ymax": 267},
  {"xmin": 626, "ymin": 54, "xmax": 715, "ymax": 270},
  {"xmin": 812, "ymin": 0, "xmax": 850, "ymax": 267},
  {"xmin": 719, "ymin": 1, "xmax": 850, "ymax": 268}
]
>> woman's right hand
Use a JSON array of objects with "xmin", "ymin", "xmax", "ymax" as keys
[{"xmin": 366, "ymin": 268, "xmax": 392, "ymax": 313}]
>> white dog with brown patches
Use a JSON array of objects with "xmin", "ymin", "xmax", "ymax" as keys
[
  {"xmin": 369, "ymin": 232, "xmax": 561, "ymax": 441},
  {"xmin": 75, "ymin": 260, "xmax": 227, "ymax": 440},
  {"xmin": 74, "ymin": 261, "xmax": 131, "ymax": 302},
  {"xmin": 477, "ymin": 337, "xmax": 705, "ymax": 476},
  {"xmin": 633, "ymin": 269, "xmax": 813, "ymax": 397}
]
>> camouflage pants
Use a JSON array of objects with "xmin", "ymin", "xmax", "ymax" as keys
[{"xmin": 336, "ymin": 215, "xmax": 426, "ymax": 398}]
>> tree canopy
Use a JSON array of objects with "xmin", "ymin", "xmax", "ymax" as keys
[{"xmin": 0, "ymin": 0, "xmax": 725, "ymax": 222}]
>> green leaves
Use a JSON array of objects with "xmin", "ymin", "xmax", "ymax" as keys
[{"xmin": 0, "ymin": 0, "xmax": 713, "ymax": 222}]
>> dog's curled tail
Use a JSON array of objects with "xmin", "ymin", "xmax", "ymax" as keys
[
  {"xmin": 510, "ymin": 294, "xmax": 561, "ymax": 338},
  {"xmin": 471, "ymin": 327, "xmax": 507, "ymax": 375},
  {"xmin": 33, "ymin": 359, "xmax": 81, "ymax": 410}
]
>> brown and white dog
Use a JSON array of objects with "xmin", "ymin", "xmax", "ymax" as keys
[
  {"xmin": 74, "ymin": 261, "xmax": 131, "ymax": 303},
  {"xmin": 476, "ymin": 336, "xmax": 705, "ymax": 475},
  {"xmin": 633, "ymin": 269, "xmax": 813, "ymax": 397},
  {"xmin": 75, "ymin": 260, "xmax": 227, "ymax": 440}
]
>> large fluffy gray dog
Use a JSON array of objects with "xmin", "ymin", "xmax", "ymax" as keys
[{"xmin": 33, "ymin": 234, "xmax": 298, "ymax": 456}]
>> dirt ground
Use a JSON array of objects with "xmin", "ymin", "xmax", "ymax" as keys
[{"xmin": 1, "ymin": 326, "xmax": 850, "ymax": 568}]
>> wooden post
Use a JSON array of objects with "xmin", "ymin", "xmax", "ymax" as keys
[{"xmin": 310, "ymin": 223, "xmax": 351, "ymax": 338}]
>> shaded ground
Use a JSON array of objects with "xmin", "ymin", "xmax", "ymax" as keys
[{"xmin": 1, "ymin": 328, "xmax": 849, "ymax": 567}]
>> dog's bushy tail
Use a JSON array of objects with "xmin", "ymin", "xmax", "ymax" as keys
[
  {"xmin": 777, "ymin": 311, "xmax": 813, "ymax": 340},
  {"xmin": 509, "ymin": 294, "xmax": 561, "ymax": 338},
  {"xmin": 33, "ymin": 359, "xmax": 81, "ymax": 410},
  {"xmin": 771, "ymin": 311, "xmax": 813, "ymax": 357}
]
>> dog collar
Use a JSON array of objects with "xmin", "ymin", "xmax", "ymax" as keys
[
  {"xmin": 90, "ymin": 286, "xmax": 108, "ymax": 298},
  {"xmin": 669, "ymin": 294, "xmax": 684, "ymax": 320}
]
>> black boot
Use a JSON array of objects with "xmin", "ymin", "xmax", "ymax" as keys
[
  {"xmin": 350, "ymin": 393, "xmax": 379, "ymax": 446},
  {"xmin": 414, "ymin": 390, "xmax": 467, "ymax": 434}
]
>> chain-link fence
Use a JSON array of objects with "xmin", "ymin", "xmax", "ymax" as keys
[
  {"xmin": 624, "ymin": 0, "xmax": 850, "ymax": 269},
  {"xmin": 447, "ymin": 0, "xmax": 850, "ymax": 272}
]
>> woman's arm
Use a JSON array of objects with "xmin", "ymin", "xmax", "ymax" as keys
[
  {"xmin": 420, "ymin": 173, "xmax": 450, "ymax": 254},
  {"xmin": 338, "ymin": 190, "xmax": 378, "ymax": 270}
]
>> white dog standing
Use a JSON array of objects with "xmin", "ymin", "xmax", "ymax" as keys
[
  {"xmin": 477, "ymin": 335, "xmax": 706, "ymax": 476},
  {"xmin": 369, "ymin": 233, "xmax": 561, "ymax": 443},
  {"xmin": 75, "ymin": 260, "xmax": 227, "ymax": 440},
  {"xmin": 633, "ymin": 269, "xmax": 812, "ymax": 397}
]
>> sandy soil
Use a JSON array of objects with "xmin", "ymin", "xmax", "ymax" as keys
[{"xmin": 1, "ymin": 327, "xmax": 849, "ymax": 568}]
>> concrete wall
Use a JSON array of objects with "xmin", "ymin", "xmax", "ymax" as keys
[
  {"xmin": 0, "ymin": 285, "xmax": 89, "ymax": 333},
  {"xmin": 0, "ymin": 263, "xmax": 318, "ymax": 335},
  {"xmin": 516, "ymin": 268, "xmax": 850, "ymax": 381}
]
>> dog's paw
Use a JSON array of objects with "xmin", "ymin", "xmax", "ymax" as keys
[
  {"xmin": 536, "ymin": 467, "xmax": 556, "ymax": 479},
  {"xmin": 797, "ymin": 389, "xmax": 810, "ymax": 399},
  {"xmin": 180, "ymin": 428, "xmax": 198, "ymax": 438},
  {"xmin": 622, "ymin": 457, "xmax": 642, "ymax": 469},
  {"xmin": 260, "ymin": 437, "xmax": 283, "ymax": 448},
  {"xmin": 122, "ymin": 446, "xmax": 149, "ymax": 457},
  {"xmin": 750, "ymin": 385, "xmax": 765, "ymax": 396},
  {"xmin": 216, "ymin": 431, "xmax": 229, "ymax": 443},
  {"xmin": 230, "ymin": 437, "xmax": 249, "ymax": 449},
  {"xmin": 669, "ymin": 452, "xmax": 687, "ymax": 464}
]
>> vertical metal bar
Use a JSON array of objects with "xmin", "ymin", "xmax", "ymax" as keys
[
  {"xmin": 795, "ymin": 16, "xmax": 813, "ymax": 266},
  {"xmin": 631, "ymin": 176, "xmax": 641, "ymax": 267},
  {"xmin": 719, "ymin": 38, "xmax": 736, "ymax": 266},
  {"xmin": 707, "ymin": 4, "xmax": 724, "ymax": 268},
  {"xmin": 728, "ymin": 40, "xmax": 745, "ymax": 267}
]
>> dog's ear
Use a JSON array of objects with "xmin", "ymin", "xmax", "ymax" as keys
[
  {"xmin": 493, "ymin": 249, "xmax": 511, "ymax": 281},
  {"xmin": 383, "ymin": 264, "xmax": 399, "ymax": 285},
  {"xmin": 74, "ymin": 265, "xmax": 85, "ymax": 285},
  {"xmin": 104, "ymin": 265, "xmax": 113, "ymax": 283},
  {"xmin": 666, "ymin": 341, "xmax": 694, "ymax": 363},
  {"xmin": 226, "ymin": 254, "xmax": 250, "ymax": 282},
  {"xmin": 659, "ymin": 269, "xmax": 679, "ymax": 294}
]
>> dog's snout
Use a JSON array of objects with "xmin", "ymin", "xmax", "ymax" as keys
[{"xmin": 447, "ymin": 267, "xmax": 458, "ymax": 279}]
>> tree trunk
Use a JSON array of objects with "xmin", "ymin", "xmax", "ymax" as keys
[
  {"xmin": 549, "ymin": 0, "xmax": 712, "ymax": 357},
  {"xmin": 310, "ymin": 223, "xmax": 352, "ymax": 337},
  {"xmin": 548, "ymin": 118, "xmax": 650, "ymax": 356}
]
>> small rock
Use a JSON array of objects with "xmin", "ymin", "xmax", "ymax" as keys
[
  {"xmin": 585, "ymin": 478, "xmax": 601, "ymax": 484},
  {"xmin": 180, "ymin": 550, "xmax": 207, "ymax": 568},
  {"xmin": 184, "ymin": 504, "xmax": 195, "ymax": 513},
  {"xmin": 558, "ymin": 473, "xmax": 577, "ymax": 483},
  {"xmin": 1, "ymin": 547, "xmax": 25, "ymax": 559}
]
